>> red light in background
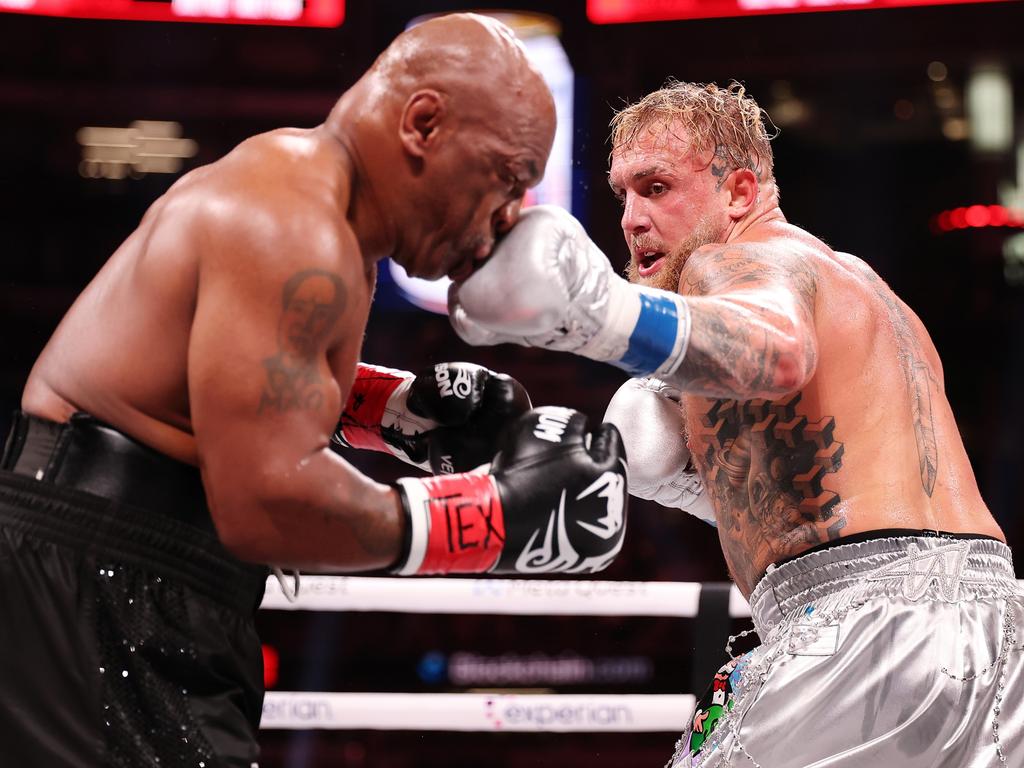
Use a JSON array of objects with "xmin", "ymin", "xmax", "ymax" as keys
[
  {"xmin": 587, "ymin": 0, "xmax": 1018, "ymax": 23},
  {"xmin": 263, "ymin": 644, "xmax": 279, "ymax": 689},
  {"xmin": 931, "ymin": 204, "xmax": 1024, "ymax": 234},
  {"xmin": 964, "ymin": 205, "xmax": 990, "ymax": 227}
]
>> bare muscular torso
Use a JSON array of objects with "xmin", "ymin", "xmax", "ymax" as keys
[
  {"xmin": 22, "ymin": 127, "xmax": 372, "ymax": 466},
  {"xmin": 679, "ymin": 223, "xmax": 1003, "ymax": 595}
]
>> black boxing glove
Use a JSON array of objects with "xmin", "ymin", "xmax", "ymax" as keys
[
  {"xmin": 392, "ymin": 406, "xmax": 628, "ymax": 575},
  {"xmin": 333, "ymin": 362, "xmax": 531, "ymax": 474}
]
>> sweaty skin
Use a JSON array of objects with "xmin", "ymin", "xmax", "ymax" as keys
[
  {"xmin": 21, "ymin": 13, "xmax": 556, "ymax": 572},
  {"xmin": 610, "ymin": 125, "xmax": 1002, "ymax": 597}
]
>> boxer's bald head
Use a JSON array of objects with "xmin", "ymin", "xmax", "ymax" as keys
[{"xmin": 334, "ymin": 13, "xmax": 556, "ymax": 279}]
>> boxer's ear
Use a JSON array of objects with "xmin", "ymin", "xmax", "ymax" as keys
[
  {"xmin": 724, "ymin": 167, "xmax": 758, "ymax": 220},
  {"xmin": 399, "ymin": 90, "xmax": 447, "ymax": 158}
]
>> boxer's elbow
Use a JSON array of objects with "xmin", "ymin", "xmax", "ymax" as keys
[
  {"xmin": 765, "ymin": 326, "xmax": 817, "ymax": 395},
  {"xmin": 773, "ymin": 338, "xmax": 816, "ymax": 393},
  {"xmin": 205, "ymin": 465, "xmax": 303, "ymax": 564}
]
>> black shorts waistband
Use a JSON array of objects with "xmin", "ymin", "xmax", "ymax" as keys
[{"xmin": 0, "ymin": 412, "xmax": 267, "ymax": 613}]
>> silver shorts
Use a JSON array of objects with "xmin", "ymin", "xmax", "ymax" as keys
[{"xmin": 671, "ymin": 534, "xmax": 1024, "ymax": 767}]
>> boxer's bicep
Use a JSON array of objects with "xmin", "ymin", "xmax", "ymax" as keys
[
  {"xmin": 674, "ymin": 244, "xmax": 818, "ymax": 399},
  {"xmin": 188, "ymin": 229, "xmax": 351, "ymax": 524}
]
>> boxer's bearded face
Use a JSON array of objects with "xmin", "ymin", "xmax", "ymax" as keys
[
  {"xmin": 609, "ymin": 124, "xmax": 728, "ymax": 294},
  {"xmin": 624, "ymin": 216, "xmax": 725, "ymax": 293}
]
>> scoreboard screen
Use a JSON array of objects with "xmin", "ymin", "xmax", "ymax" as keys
[
  {"xmin": 0, "ymin": 0, "xmax": 343, "ymax": 26},
  {"xmin": 588, "ymin": 0, "xmax": 1015, "ymax": 23}
]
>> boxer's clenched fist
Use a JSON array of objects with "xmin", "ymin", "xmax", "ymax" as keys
[
  {"xmin": 392, "ymin": 406, "xmax": 628, "ymax": 575},
  {"xmin": 333, "ymin": 362, "xmax": 531, "ymax": 474},
  {"xmin": 448, "ymin": 204, "xmax": 691, "ymax": 380}
]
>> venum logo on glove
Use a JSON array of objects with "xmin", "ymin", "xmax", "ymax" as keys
[
  {"xmin": 435, "ymin": 364, "xmax": 474, "ymax": 399},
  {"xmin": 515, "ymin": 468, "xmax": 626, "ymax": 574},
  {"xmin": 531, "ymin": 407, "xmax": 575, "ymax": 444}
]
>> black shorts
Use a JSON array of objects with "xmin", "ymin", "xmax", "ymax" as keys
[{"xmin": 0, "ymin": 413, "xmax": 268, "ymax": 767}]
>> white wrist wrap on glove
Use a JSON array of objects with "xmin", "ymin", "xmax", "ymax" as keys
[
  {"xmin": 449, "ymin": 205, "xmax": 692, "ymax": 379},
  {"xmin": 393, "ymin": 477, "xmax": 432, "ymax": 575},
  {"xmin": 603, "ymin": 377, "xmax": 716, "ymax": 526}
]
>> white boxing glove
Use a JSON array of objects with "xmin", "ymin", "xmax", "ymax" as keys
[
  {"xmin": 449, "ymin": 205, "xmax": 692, "ymax": 379},
  {"xmin": 602, "ymin": 377, "xmax": 716, "ymax": 526}
]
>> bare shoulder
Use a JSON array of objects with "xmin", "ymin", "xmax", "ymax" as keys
[
  {"xmin": 679, "ymin": 231, "xmax": 819, "ymax": 311},
  {"xmin": 184, "ymin": 131, "xmax": 359, "ymax": 280}
]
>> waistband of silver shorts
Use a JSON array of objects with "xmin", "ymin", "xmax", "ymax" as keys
[{"xmin": 748, "ymin": 533, "xmax": 1018, "ymax": 635}]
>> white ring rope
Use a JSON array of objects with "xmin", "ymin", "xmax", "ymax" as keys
[
  {"xmin": 257, "ymin": 577, "xmax": 1024, "ymax": 732},
  {"xmin": 260, "ymin": 692, "xmax": 696, "ymax": 732},
  {"xmin": 258, "ymin": 576, "xmax": 739, "ymax": 733},
  {"xmin": 260, "ymin": 575, "xmax": 751, "ymax": 617}
]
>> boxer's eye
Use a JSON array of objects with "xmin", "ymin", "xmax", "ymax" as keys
[{"xmin": 647, "ymin": 182, "xmax": 667, "ymax": 197}]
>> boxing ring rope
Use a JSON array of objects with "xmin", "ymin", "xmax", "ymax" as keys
[{"xmin": 257, "ymin": 575, "xmax": 747, "ymax": 732}]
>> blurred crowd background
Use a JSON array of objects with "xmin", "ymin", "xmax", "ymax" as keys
[{"xmin": 1, "ymin": 0, "xmax": 1022, "ymax": 764}]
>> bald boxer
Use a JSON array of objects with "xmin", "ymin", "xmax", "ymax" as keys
[
  {"xmin": 451, "ymin": 81, "xmax": 1023, "ymax": 766},
  {"xmin": 0, "ymin": 14, "xmax": 629, "ymax": 767}
]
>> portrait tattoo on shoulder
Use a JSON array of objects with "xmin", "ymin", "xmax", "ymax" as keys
[
  {"xmin": 697, "ymin": 392, "xmax": 846, "ymax": 589},
  {"xmin": 258, "ymin": 269, "xmax": 347, "ymax": 415}
]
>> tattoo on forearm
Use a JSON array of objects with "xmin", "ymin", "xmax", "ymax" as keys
[
  {"xmin": 258, "ymin": 269, "xmax": 347, "ymax": 414},
  {"xmin": 696, "ymin": 392, "xmax": 845, "ymax": 592}
]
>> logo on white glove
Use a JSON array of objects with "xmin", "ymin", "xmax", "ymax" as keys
[{"xmin": 435, "ymin": 364, "xmax": 474, "ymax": 399}]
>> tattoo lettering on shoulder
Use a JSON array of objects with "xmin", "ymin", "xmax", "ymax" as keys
[
  {"xmin": 258, "ymin": 269, "xmax": 347, "ymax": 415},
  {"xmin": 696, "ymin": 392, "xmax": 846, "ymax": 588},
  {"xmin": 861, "ymin": 271, "xmax": 939, "ymax": 496}
]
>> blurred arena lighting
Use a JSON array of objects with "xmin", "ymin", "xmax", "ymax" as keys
[
  {"xmin": 388, "ymin": 11, "xmax": 575, "ymax": 315},
  {"xmin": 77, "ymin": 120, "xmax": 198, "ymax": 180},
  {"xmin": 173, "ymin": 0, "xmax": 301, "ymax": 22},
  {"xmin": 0, "ymin": 0, "xmax": 343, "ymax": 26},
  {"xmin": 767, "ymin": 80, "xmax": 811, "ymax": 128},
  {"xmin": 966, "ymin": 62, "xmax": 1013, "ymax": 153},
  {"xmin": 930, "ymin": 204, "xmax": 1024, "ymax": 234},
  {"xmin": 587, "ymin": 0, "xmax": 1018, "ymax": 23},
  {"xmin": 262, "ymin": 644, "xmax": 280, "ymax": 689},
  {"xmin": 1004, "ymin": 233, "xmax": 1024, "ymax": 286},
  {"xmin": 926, "ymin": 61, "xmax": 948, "ymax": 82},
  {"xmin": 942, "ymin": 117, "xmax": 969, "ymax": 142}
]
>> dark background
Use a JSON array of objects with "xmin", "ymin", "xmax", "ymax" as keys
[{"xmin": 2, "ymin": 1, "xmax": 1023, "ymax": 765}]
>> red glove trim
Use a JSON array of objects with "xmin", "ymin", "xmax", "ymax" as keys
[
  {"xmin": 339, "ymin": 364, "xmax": 410, "ymax": 452},
  {"xmin": 397, "ymin": 473, "xmax": 505, "ymax": 575}
]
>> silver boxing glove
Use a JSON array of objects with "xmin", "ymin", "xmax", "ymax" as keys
[
  {"xmin": 602, "ymin": 377, "xmax": 716, "ymax": 526},
  {"xmin": 449, "ymin": 205, "xmax": 692, "ymax": 379}
]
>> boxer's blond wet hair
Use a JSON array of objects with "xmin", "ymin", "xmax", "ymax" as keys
[{"xmin": 610, "ymin": 80, "xmax": 776, "ymax": 183}]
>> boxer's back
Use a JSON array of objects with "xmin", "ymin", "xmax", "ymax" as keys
[
  {"xmin": 22, "ymin": 128, "xmax": 355, "ymax": 466},
  {"xmin": 682, "ymin": 223, "xmax": 1002, "ymax": 594}
]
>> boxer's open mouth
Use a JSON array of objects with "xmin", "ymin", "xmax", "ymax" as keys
[{"xmin": 637, "ymin": 251, "xmax": 665, "ymax": 277}]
